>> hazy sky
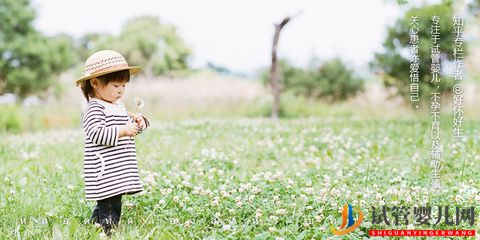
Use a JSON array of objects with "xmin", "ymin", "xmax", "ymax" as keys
[{"xmin": 32, "ymin": 0, "xmax": 402, "ymax": 74}]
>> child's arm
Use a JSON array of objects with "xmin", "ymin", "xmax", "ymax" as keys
[{"xmin": 83, "ymin": 103, "xmax": 119, "ymax": 146}]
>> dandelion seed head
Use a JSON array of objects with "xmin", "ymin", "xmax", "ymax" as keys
[{"xmin": 134, "ymin": 97, "xmax": 145, "ymax": 110}]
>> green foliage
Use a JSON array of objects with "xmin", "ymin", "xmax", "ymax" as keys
[
  {"xmin": 263, "ymin": 58, "xmax": 364, "ymax": 102},
  {"xmin": 0, "ymin": 104, "xmax": 81, "ymax": 133},
  {"xmin": 0, "ymin": 0, "xmax": 75, "ymax": 98},
  {"xmin": 371, "ymin": 2, "xmax": 462, "ymax": 106},
  {"xmin": 468, "ymin": 0, "xmax": 480, "ymax": 15},
  {"xmin": 2, "ymin": 117, "xmax": 480, "ymax": 238},
  {"xmin": 0, "ymin": 105, "xmax": 21, "ymax": 133},
  {"xmin": 81, "ymin": 16, "xmax": 192, "ymax": 77}
]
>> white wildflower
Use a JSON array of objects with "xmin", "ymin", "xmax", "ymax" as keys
[
  {"xmin": 275, "ymin": 209, "xmax": 286, "ymax": 215},
  {"xmin": 134, "ymin": 97, "xmax": 145, "ymax": 110},
  {"xmin": 223, "ymin": 224, "xmax": 231, "ymax": 231}
]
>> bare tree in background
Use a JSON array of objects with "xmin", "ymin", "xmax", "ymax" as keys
[{"xmin": 269, "ymin": 12, "xmax": 301, "ymax": 118}]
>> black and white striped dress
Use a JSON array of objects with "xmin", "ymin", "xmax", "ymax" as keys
[{"xmin": 82, "ymin": 98, "xmax": 149, "ymax": 201}]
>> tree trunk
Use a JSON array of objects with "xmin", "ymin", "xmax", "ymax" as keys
[{"xmin": 269, "ymin": 13, "xmax": 300, "ymax": 118}]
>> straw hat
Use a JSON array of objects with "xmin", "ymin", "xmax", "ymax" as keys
[{"xmin": 75, "ymin": 50, "xmax": 141, "ymax": 87}]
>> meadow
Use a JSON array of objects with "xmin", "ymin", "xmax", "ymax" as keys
[
  {"xmin": 1, "ymin": 75, "xmax": 480, "ymax": 239},
  {"xmin": 1, "ymin": 115, "xmax": 480, "ymax": 239}
]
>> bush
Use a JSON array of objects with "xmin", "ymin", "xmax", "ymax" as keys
[
  {"xmin": 262, "ymin": 58, "xmax": 365, "ymax": 102},
  {"xmin": 0, "ymin": 104, "xmax": 81, "ymax": 133},
  {"xmin": 0, "ymin": 106, "xmax": 21, "ymax": 133}
]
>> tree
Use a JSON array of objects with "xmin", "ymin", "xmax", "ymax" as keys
[
  {"xmin": 371, "ymin": 1, "xmax": 462, "ymax": 107},
  {"xmin": 269, "ymin": 13, "xmax": 301, "ymax": 119},
  {"xmin": 0, "ymin": 0, "xmax": 75, "ymax": 98},
  {"xmin": 91, "ymin": 16, "xmax": 191, "ymax": 78}
]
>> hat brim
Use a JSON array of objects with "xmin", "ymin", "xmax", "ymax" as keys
[{"xmin": 75, "ymin": 66, "xmax": 142, "ymax": 87}]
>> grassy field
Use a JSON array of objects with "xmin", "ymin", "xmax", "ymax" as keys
[{"xmin": 1, "ymin": 116, "xmax": 479, "ymax": 239}]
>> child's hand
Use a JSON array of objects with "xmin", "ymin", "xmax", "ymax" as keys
[
  {"xmin": 131, "ymin": 113, "xmax": 146, "ymax": 130},
  {"xmin": 119, "ymin": 123, "xmax": 139, "ymax": 137}
]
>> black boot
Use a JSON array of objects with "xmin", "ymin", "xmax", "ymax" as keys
[
  {"xmin": 89, "ymin": 205, "xmax": 99, "ymax": 224},
  {"xmin": 97, "ymin": 194, "xmax": 123, "ymax": 236}
]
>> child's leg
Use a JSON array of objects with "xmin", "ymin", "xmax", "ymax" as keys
[
  {"xmin": 89, "ymin": 205, "xmax": 99, "ymax": 224},
  {"xmin": 97, "ymin": 194, "xmax": 123, "ymax": 236}
]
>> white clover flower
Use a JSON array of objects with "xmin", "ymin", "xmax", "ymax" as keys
[
  {"xmin": 286, "ymin": 178, "xmax": 294, "ymax": 186},
  {"xmin": 299, "ymin": 194, "xmax": 308, "ymax": 201},
  {"xmin": 144, "ymin": 174, "xmax": 156, "ymax": 186},
  {"xmin": 212, "ymin": 197, "xmax": 220, "ymax": 206},
  {"xmin": 160, "ymin": 188, "xmax": 170, "ymax": 196},
  {"xmin": 221, "ymin": 190, "xmax": 230, "ymax": 198},
  {"xmin": 252, "ymin": 186, "xmax": 261, "ymax": 194},
  {"xmin": 255, "ymin": 209, "xmax": 262, "ymax": 218},
  {"xmin": 55, "ymin": 164, "xmax": 63, "ymax": 170},
  {"xmin": 275, "ymin": 209, "xmax": 286, "ymax": 215},
  {"xmin": 201, "ymin": 148, "xmax": 210, "ymax": 157},
  {"xmin": 181, "ymin": 180, "xmax": 191, "ymax": 187},
  {"xmin": 223, "ymin": 224, "xmax": 231, "ymax": 231},
  {"xmin": 173, "ymin": 196, "xmax": 179, "ymax": 202},
  {"xmin": 268, "ymin": 226, "xmax": 277, "ymax": 232}
]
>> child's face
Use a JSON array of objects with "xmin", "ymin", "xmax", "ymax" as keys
[{"xmin": 92, "ymin": 78, "xmax": 128, "ymax": 103}]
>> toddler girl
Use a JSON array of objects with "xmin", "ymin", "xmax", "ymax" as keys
[{"xmin": 76, "ymin": 50, "xmax": 150, "ymax": 236}]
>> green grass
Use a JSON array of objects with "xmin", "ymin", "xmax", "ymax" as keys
[{"xmin": 1, "ymin": 117, "xmax": 479, "ymax": 239}]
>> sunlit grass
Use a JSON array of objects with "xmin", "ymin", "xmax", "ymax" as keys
[{"xmin": 1, "ymin": 117, "xmax": 479, "ymax": 239}]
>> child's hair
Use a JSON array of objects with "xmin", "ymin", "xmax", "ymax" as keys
[{"xmin": 81, "ymin": 70, "xmax": 130, "ymax": 102}]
